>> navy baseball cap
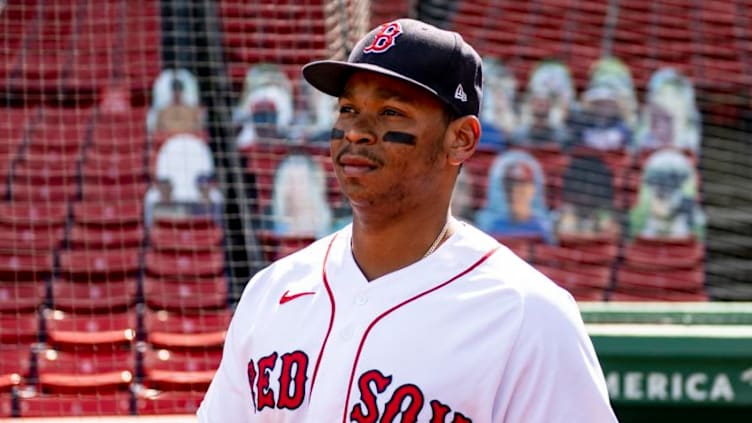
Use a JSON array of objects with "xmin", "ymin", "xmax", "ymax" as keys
[{"xmin": 302, "ymin": 18, "xmax": 483, "ymax": 117}]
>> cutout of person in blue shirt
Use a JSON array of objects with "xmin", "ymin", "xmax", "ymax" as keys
[{"xmin": 475, "ymin": 150, "xmax": 554, "ymax": 243}]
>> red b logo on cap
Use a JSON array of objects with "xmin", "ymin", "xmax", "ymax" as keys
[{"xmin": 363, "ymin": 22, "xmax": 402, "ymax": 54}]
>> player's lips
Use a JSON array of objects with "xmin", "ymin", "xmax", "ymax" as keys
[{"xmin": 337, "ymin": 154, "xmax": 379, "ymax": 176}]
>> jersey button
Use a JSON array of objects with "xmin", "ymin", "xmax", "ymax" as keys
[{"xmin": 354, "ymin": 294, "xmax": 368, "ymax": 306}]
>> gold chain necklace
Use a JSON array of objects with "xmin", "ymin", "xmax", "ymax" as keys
[
  {"xmin": 423, "ymin": 219, "xmax": 450, "ymax": 258},
  {"xmin": 350, "ymin": 219, "xmax": 451, "ymax": 259}
]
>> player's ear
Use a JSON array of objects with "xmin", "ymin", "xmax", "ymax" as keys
[{"xmin": 446, "ymin": 115, "xmax": 480, "ymax": 166}]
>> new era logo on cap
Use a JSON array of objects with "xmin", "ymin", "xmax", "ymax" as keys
[
  {"xmin": 302, "ymin": 18, "xmax": 483, "ymax": 117},
  {"xmin": 454, "ymin": 84, "xmax": 468, "ymax": 102}
]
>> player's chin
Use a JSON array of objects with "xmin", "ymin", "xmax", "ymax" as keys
[{"xmin": 336, "ymin": 178, "xmax": 374, "ymax": 200}]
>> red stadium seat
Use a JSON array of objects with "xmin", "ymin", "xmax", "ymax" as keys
[
  {"xmin": 149, "ymin": 224, "xmax": 223, "ymax": 252},
  {"xmin": 68, "ymin": 224, "xmax": 144, "ymax": 249},
  {"xmin": 36, "ymin": 347, "xmax": 135, "ymax": 394},
  {"xmin": 623, "ymin": 237, "xmax": 704, "ymax": 270},
  {"xmin": 135, "ymin": 389, "xmax": 205, "ymax": 415},
  {"xmin": 85, "ymin": 146, "xmax": 145, "ymax": 168},
  {"xmin": 142, "ymin": 347, "xmax": 222, "ymax": 391},
  {"xmin": 153, "ymin": 213, "xmax": 217, "ymax": 230},
  {"xmin": 608, "ymin": 289, "xmax": 709, "ymax": 302},
  {"xmin": 72, "ymin": 27, "xmax": 116, "ymax": 52},
  {"xmin": 256, "ymin": 230, "xmax": 316, "ymax": 262},
  {"xmin": 0, "ymin": 345, "xmax": 32, "ymax": 392},
  {"xmin": 81, "ymin": 179, "xmax": 148, "ymax": 202},
  {"xmin": 12, "ymin": 53, "xmax": 67, "ymax": 91},
  {"xmin": 37, "ymin": 107, "xmax": 94, "ymax": 129},
  {"xmin": 58, "ymin": 249, "xmax": 140, "ymax": 279},
  {"xmin": 81, "ymin": 150, "xmax": 146, "ymax": 184},
  {"xmin": 36, "ymin": 3, "xmax": 77, "ymax": 21},
  {"xmin": 144, "ymin": 250, "xmax": 224, "ymax": 279},
  {"xmin": 26, "ymin": 122, "xmax": 87, "ymax": 154},
  {"xmin": 143, "ymin": 308, "xmax": 231, "ymax": 349},
  {"xmin": 44, "ymin": 309, "xmax": 137, "ymax": 350},
  {"xmin": 93, "ymin": 108, "xmax": 147, "ymax": 131},
  {"xmin": 144, "ymin": 276, "xmax": 228, "ymax": 310},
  {"xmin": 0, "ymin": 281, "xmax": 46, "ymax": 312},
  {"xmin": 0, "ymin": 252, "xmax": 54, "ymax": 281},
  {"xmin": 0, "ymin": 392, "xmax": 11, "ymax": 417},
  {"xmin": 18, "ymin": 392, "xmax": 132, "ymax": 417},
  {"xmin": 0, "ymin": 202, "xmax": 68, "ymax": 227},
  {"xmin": 65, "ymin": 53, "xmax": 114, "ymax": 92},
  {"xmin": 532, "ymin": 243, "xmax": 618, "ymax": 266},
  {"xmin": 243, "ymin": 143, "xmax": 294, "ymax": 212},
  {"xmin": 0, "ymin": 225, "xmax": 65, "ymax": 252},
  {"xmin": 73, "ymin": 201, "xmax": 142, "ymax": 226},
  {"xmin": 0, "ymin": 108, "xmax": 30, "ymax": 159},
  {"xmin": 615, "ymin": 266, "xmax": 705, "ymax": 292},
  {"xmin": 123, "ymin": 18, "xmax": 161, "ymax": 51},
  {"xmin": 0, "ymin": 310, "xmax": 39, "ymax": 344},
  {"xmin": 10, "ymin": 179, "xmax": 78, "ymax": 202},
  {"xmin": 51, "ymin": 277, "xmax": 139, "ymax": 312},
  {"xmin": 20, "ymin": 148, "xmax": 81, "ymax": 172},
  {"xmin": 568, "ymin": 288, "xmax": 607, "ymax": 302},
  {"xmin": 91, "ymin": 131, "xmax": 148, "ymax": 155},
  {"xmin": 494, "ymin": 235, "xmax": 543, "ymax": 261},
  {"xmin": 534, "ymin": 263, "xmax": 612, "ymax": 291},
  {"xmin": 13, "ymin": 159, "xmax": 78, "ymax": 185}
]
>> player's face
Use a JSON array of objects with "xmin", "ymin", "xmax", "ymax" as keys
[{"xmin": 330, "ymin": 71, "xmax": 452, "ymax": 215}]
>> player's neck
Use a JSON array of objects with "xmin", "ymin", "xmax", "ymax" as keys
[{"xmin": 350, "ymin": 209, "xmax": 453, "ymax": 281}]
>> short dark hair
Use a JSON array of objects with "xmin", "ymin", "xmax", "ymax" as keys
[{"xmin": 442, "ymin": 103, "xmax": 458, "ymax": 126}]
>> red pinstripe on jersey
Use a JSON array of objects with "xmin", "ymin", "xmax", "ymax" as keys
[{"xmin": 308, "ymin": 234, "xmax": 339, "ymax": 401}]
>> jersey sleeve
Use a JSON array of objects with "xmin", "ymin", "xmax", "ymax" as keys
[
  {"xmin": 197, "ymin": 275, "xmax": 261, "ymax": 423},
  {"xmin": 494, "ymin": 287, "xmax": 618, "ymax": 422}
]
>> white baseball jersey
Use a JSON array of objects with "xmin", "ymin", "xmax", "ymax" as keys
[{"xmin": 198, "ymin": 222, "xmax": 617, "ymax": 422}]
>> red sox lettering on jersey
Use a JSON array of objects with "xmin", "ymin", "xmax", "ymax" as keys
[
  {"xmin": 349, "ymin": 369, "xmax": 471, "ymax": 423},
  {"xmin": 246, "ymin": 350, "xmax": 471, "ymax": 422},
  {"xmin": 246, "ymin": 351, "xmax": 309, "ymax": 412}
]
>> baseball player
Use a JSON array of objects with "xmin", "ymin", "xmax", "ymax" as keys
[{"xmin": 199, "ymin": 19, "xmax": 617, "ymax": 422}]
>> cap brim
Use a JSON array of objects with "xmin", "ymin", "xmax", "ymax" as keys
[{"xmin": 302, "ymin": 60, "xmax": 440, "ymax": 100}]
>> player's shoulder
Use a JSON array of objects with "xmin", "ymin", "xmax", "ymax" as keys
[{"xmin": 458, "ymin": 222, "xmax": 577, "ymax": 315}]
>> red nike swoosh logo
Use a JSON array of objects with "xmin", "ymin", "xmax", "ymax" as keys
[{"xmin": 279, "ymin": 290, "xmax": 316, "ymax": 305}]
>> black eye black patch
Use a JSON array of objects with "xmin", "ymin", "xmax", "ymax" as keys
[
  {"xmin": 383, "ymin": 131, "xmax": 416, "ymax": 145},
  {"xmin": 331, "ymin": 128, "xmax": 345, "ymax": 140}
]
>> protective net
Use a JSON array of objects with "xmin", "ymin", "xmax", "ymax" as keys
[{"xmin": 0, "ymin": 0, "xmax": 750, "ymax": 418}]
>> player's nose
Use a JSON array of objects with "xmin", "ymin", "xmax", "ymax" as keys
[{"xmin": 344, "ymin": 116, "xmax": 377, "ymax": 145}]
